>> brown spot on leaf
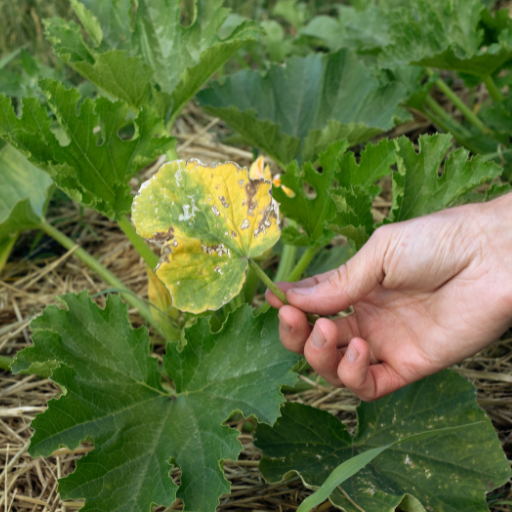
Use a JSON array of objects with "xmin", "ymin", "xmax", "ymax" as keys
[
  {"xmin": 246, "ymin": 179, "xmax": 263, "ymax": 217},
  {"xmin": 152, "ymin": 226, "xmax": 175, "ymax": 243}
]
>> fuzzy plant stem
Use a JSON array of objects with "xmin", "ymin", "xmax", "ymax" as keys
[
  {"xmin": 242, "ymin": 267, "xmax": 260, "ymax": 304},
  {"xmin": 40, "ymin": 219, "xmax": 158, "ymax": 329},
  {"xmin": 483, "ymin": 74, "xmax": 504, "ymax": 103},
  {"xmin": 0, "ymin": 355, "xmax": 12, "ymax": 372},
  {"xmin": 424, "ymin": 96, "xmax": 472, "ymax": 138},
  {"xmin": 248, "ymin": 259, "xmax": 287, "ymax": 303},
  {"xmin": 274, "ymin": 244, "xmax": 298, "ymax": 282},
  {"xmin": 286, "ymin": 247, "xmax": 319, "ymax": 283},
  {"xmin": 117, "ymin": 216, "xmax": 160, "ymax": 269},
  {"xmin": 426, "ymin": 69, "xmax": 489, "ymax": 133}
]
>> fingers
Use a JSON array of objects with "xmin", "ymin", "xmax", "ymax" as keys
[
  {"xmin": 278, "ymin": 305, "xmax": 311, "ymax": 354},
  {"xmin": 266, "ymin": 282, "xmax": 296, "ymax": 309},
  {"xmin": 285, "ymin": 232, "xmax": 388, "ymax": 315},
  {"xmin": 338, "ymin": 337, "xmax": 408, "ymax": 401},
  {"xmin": 303, "ymin": 319, "xmax": 344, "ymax": 387}
]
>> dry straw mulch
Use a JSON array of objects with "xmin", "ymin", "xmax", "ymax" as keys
[{"xmin": 1, "ymin": 104, "xmax": 511, "ymax": 512}]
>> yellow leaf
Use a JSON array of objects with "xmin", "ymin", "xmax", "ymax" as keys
[
  {"xmin": 249, "ymin": 156, "xmax": 272, "ymax": 181},
  {"xmin": 132, "ymin": 159, "xmax": 280, "ymax": 313}
]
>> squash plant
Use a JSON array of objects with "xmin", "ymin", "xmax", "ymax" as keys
[{"xmin": 1, "ymin": 0, "xmax": 511, "ymax": 511}]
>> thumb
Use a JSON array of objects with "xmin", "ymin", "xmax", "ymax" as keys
[{"xmin": 286, "ymin": 228, "xmax": 388, "ymax": 315}]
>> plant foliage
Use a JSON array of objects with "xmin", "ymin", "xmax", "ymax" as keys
[
  {"xmin": 12, "ymin": 293, "xmax": 300, "ymax": 512},
  {"xmin": 132, "ymin": 160, "xmax": 280, "ymax": 312},
  {"xmin": 197, "ymin": 49, "xmax": 410, "ymax": 166},
  {"xmin": 0, "ymin": 144, "xmax": 53, "ymax": 238},
  {"xmin": 45, "ymin": 0, "xmax": 260, "ymax": 120},
  {"xmin": 0, "ymin": 80, "xmax": 174, "ymax": 219},
  {"xmin": 255, "ymin": 371, "xmax": 510, "ymax": 512}
]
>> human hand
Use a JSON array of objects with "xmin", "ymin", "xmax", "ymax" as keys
[{"xmin": 266, "ymin": 194, "xmax": 512, "ymax": 401}]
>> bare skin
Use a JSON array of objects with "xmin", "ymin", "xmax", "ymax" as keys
[{"xmin": 266, "ymin": 193, "xmax": 512, "ymax": 401}]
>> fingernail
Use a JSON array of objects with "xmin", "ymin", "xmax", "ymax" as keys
[
  {"xmin": 291, "ymin": 286, "xmax": 315, "ymax": 296},
  {"xmin": 345, "ymin": 343, "xmax": 359, "ymax": 362},
  {"xmin": 310, "ymin": 326, "xmax": 326, "ymax": 348},
  {"xmin": 279, "ymin": 313, "xmax": 291, "ymax": 333}
]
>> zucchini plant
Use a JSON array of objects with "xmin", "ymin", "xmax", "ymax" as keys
[{"xmin": 1, "ymin": 0, "xmax": 512, "ymax": 511}]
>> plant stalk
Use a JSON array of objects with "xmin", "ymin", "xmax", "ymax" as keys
[
  {"xmin": 483, "ymin": 74, "xmax": 504, "ymax": 103},
  {"xmin": 0, "ymin": 355, "xmax": 12, "ymax": 372},
  {"xmin": 426, "ymin": 70, "xmax": 489, "ymax": 133},
  {"xmin": 424, "ymin": 96, "xmax": 471, "ymax": 138},
  {"xmin": 248, "ymin": 259, "xmax": 287, "ymax": 303},
  {"xmin": 286, "ymin": 247, "xmax": 319, "ymax": 282},
  {"xmin": 117, "ymin": 216, "xmax": 160, "ymax": 269},
  {"xmin": 40, "ymin": 219, "xmax": 158, "ymax": 329},
  {"xmin": 422, "ymin": 105, "xmax": 482, "ymax": 155},
  {"xmin": 274, "ymin": 244, "xmax": 298, "ymax": 282},
  {"xmin": 242, "ymin": 267, "xmax": 260, "ymax": 304}
]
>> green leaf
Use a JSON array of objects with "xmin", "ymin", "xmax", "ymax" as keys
[
  {"xmin": 338, "ymin": 138, "xmax": 396, "ymax": 198},
  {"xmin": 388, "ymin": 134, "xmax": 502, "ymax": 222},
  {"xmin": 304, "ymin": 245, "xmax": 353, "ymax": 277},
  {"xmin": 255, "ymin": 370, "xmax": 510, "ymax": 512},
  {"xmin": 197, "ymin": 49, "xmax": 410, "ymax": 166},
  {"xmin": 12, "ymin": 293, "xmax": 300, "ymax": 512},
  {"xmin": 0, "ymin": 79, "xmax": 174, "ymax": 219},
  {"xmin": 328, "ymin": 186, "xmax": 374, "ymax": 251},
  {"xmin": 46, "ymin": 0, "xmax": 259, "ymax": 118},
  {"xmin": 0, "ymin": 144, "xmax": 53, "ymax": 238},
  {"xmin": 480, "ymin": 95, "xmax": 512, "ymax": 135},
  {"xmin": 378, "ymin": 0, "xmax": 512, "ymax": 77},
  {"xmin": 276, "ymin": 141, "xmax": 348, "ymax": 247},
  {"xmin": 132, "ymin": 160, "xmax": 281, "ymax": 313}
]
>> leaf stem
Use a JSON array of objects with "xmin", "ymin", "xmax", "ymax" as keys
[
  {"xmin": 424, "ymin": 96, "xmax": 471, "ymax": 138},
  {"xmin": 248, "ymin": 259, "xmax": 287, "ymax": 304},
  {"xmin": 117, "ymin": 216, "xmax": 159, "ymax": 269},
  {"xmin": 427, "ymin": 69, "xmax": 489, "ymax": 133},
  {"xmin": 286, "ymin": 247, "xmax": 319, "ymax": 283},
  {"xmin": 421, "ymin": 104, "xmax": 482, "ymax": 155},
  {"xmin": 274, "ymin": 245, "xmax": 298, "ymax": 282},
  {"xmin": 0, "ymin": 355, "xmax": 12, "ymax": 372},
  {"xmin": 242, "ymin": 267, "xmax": 260, "ymax": 304},
  {"xmin": 40, "ymin": 219, "xmax": 158, "ymax": 328},
  {"xmin": 483, "ymin": 74, "xmax": 504, "ymax": 103}
]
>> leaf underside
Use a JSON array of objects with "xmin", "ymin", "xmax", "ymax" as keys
[
  {"xmin": 255, "ymin": 370, "xmax": 510, "ymax": 512},
  {"xmin": 0, "ymin": 144, "xmax": 53, "ymax": 238},
  {"xmin": 132, "ymin": 160, "xmax": 280, "ymax": 313},
  {"xmin": 12, "ymin": 293, "xmax": 300, "ymax": 512}
]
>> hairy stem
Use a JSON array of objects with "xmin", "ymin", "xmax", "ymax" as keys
[
  {"xmin": 286, "ymin": 247, "xmax": 319, "ymax": 283},
  {"xmin": 166, "ymin": 144, "xmax": 179, "ymax": 162},
  {"xmin": 242, "ymin": 267, "xmax": 260, "ymax": 304},
  {"xmin": 0, "ymin": 355, "xmax": 12, "ymax": 372},
  {"xmin": 274, "ymin": 244, "xmax": 298, "ymax": 282},
  {"xmin": 117, "ymin": 216, "xmax": 159, "ymax": 269},
  {"xmin": 422, "ymin": 104, "xmax": 482, "ymax": 155},
  {"xmin": 40, "ymin": 219, "xmax": 158, "ymax": 329},
  {"xmin": 483, "ymin": 74, "xmax": 504, "ymax": 103},
  {"xmin": 248, "ymin": 259, "xmax": 287, "ymax": 304},
  {"xmin": 424, "ymin": 96, "xmax": 472, "ymax": 137},
  {"xmin": 427, "ymin": 69, "xmax": 489, "ymax": 133}
]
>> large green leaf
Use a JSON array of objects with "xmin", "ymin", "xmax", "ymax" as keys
[
  {"xmin": 0, "ymin": 79, "xmax": 174, "ymax": 219},
  {"xmin": 388, "ymin": 133, "xmax": 502, "ymax": 222},
  {"xmin": 12, "ymin": 293, "xmax": 300, "ymax": 512},
  {"xmin": 255, "ymin": 371, "xmax": 510, "ymax": 512},
  {"xmin": 197, "ymin": 49, "xmax": 410, "ymax": 166},
  {"xmin": 45, "ymin": 0, "xmax": 259, "ymax": 118},
  {"xmin": 378, "ymin": 0, "xmax": 512, "ymax": 77},
  {"xmin": 132, "ymin": 160, "xmax": 280, "ymax": 313},
  {"xmin": 276, "ymin": 141, "xmax": 348, "ymax": 247},
  {"xmin": 0, "ymin": 144, "xmax": 53, "ymax": 238}
]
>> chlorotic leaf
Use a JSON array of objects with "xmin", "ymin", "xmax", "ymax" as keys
[
  {"xmin": 389, "ymin": 134, "xmax": 502, "ymax": 222},
  {"xmin": 276, "ymin": 141, "xmax": 348, "ymax": 247},
  {"xmin": 0, "ymin": 80, "xmax": 175, "ymax": 219},
  {"xmin": 46, "ymin": 0, "xmax": 259, "ymax": 117},
  {"xmin": 197, "ymin": 49, "xmax": 410, "ymax": 166},
  {"xmin": 132, "ymin": 160, "xmax": 280, "ymax": 313},
  {"xmin": 0, "ymin": 144, "xmax": 53, "ymax": 238},
  {"xmin": 255, "ymin": 370, "xmax": 510, "ymax": 512},
  {"xmin": 328, "ymin": 186, "xmax": 374, "ymax": 251},
  {"xmin": 12, "ymin": 293, "xmax": 300, "ymax": 512}
]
